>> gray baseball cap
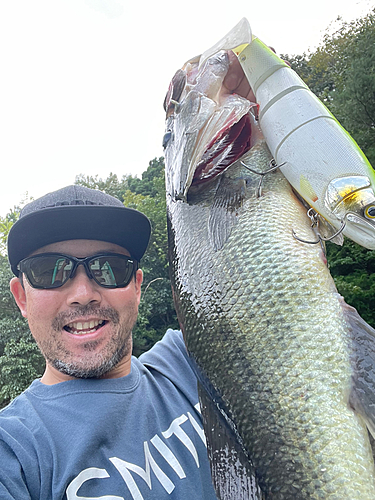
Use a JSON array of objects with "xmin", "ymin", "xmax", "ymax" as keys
[{"xmin": 7, "ymin": 185, "xmax": 151, "ymax": 275}]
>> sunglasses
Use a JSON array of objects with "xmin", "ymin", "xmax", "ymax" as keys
[{"xmin": 17, "ymin": 252, "xmax": 138, "ymax": 289}]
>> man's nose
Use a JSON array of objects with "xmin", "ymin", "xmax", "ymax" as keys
[{"xmin": 65, "ymin": 265, "xmax": 102, "ymax": 307}]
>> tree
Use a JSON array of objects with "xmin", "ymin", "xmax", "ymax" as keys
[
  {"xmin": 330, "ymin": 14, "xmax": 375, "ymax": 165},
  {"xmin": 75, "ymin": 172, "xmax": 129, "ymax": 201},
  {"xmin": 0, "ymin": 209, "xmax": 20, "ymax": 256},
  {"xmin": 0, "ymin": 254, "xmax": 45, "ymax": 408},
  {"xmin": 0, "ymin": 338, "xmax": 44, "ymax": 405},
  {"xmin": 326, "ymin": 241, "xmax": 375, "ymax": 326}
]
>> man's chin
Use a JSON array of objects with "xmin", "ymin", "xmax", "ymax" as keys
[{"xmin": 50, "ymin": 339, "xmax": 130, "ymax": 379}]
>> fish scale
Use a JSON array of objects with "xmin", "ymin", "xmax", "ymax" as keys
[{"xmin": 166, "ymin": 141, "xmax": 375, "ymax": 498}]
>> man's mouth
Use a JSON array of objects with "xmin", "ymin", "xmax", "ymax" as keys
[{"xmin": 64, "ymin": 319, "xmax": 107, "ymax": 335}]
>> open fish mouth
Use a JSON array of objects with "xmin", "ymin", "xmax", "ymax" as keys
[
  {"xmin": 192, "ymin": 113, "xmax": 252, "ymax": 185},
  {"xmin": 163, "ymin": 49, "xmax": 259, "ymax": 200}
]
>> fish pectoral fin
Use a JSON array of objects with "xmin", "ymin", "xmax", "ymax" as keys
[
  {"xmin": 197, "ymin": 382, "xmax": 264, "ymax": 500},
  {"xmin": 343, "ymin": 299, "xmax": 375, "ymax": 437},
  {"xmin": 208, "ymin": 176, "xmax": 246, "ymax": 251}
]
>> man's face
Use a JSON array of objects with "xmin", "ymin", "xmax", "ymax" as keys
[{"xmin": 10, "ymin": 239, "xmax": 143, "ymax": 384}]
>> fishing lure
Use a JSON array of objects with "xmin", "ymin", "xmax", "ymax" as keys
[{"xmin": 202, "ymin": 18, "xmax": 375, "ymax": 249}]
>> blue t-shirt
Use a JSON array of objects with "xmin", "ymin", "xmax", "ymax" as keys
[{"xmin": 0, "ymin": 329, "xmax": 217, "ymax": 500}]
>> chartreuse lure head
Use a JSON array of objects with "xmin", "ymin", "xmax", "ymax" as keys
[{"xmin": 325, "ymin": 176, "xmax": 375, "ymax": 248}]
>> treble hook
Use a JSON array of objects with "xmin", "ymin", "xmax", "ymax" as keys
[
  {"xmin": 292, "ymin": 208, "xmax": 346, "ymax": 244},
  {"xmin": 241, "ymin": 159, "xmax": 286, "ymax": 197}
]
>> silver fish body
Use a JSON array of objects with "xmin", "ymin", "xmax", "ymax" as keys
[{"xmin": 164, "ymin": 51, "xmax": 375, "ymax": 499}]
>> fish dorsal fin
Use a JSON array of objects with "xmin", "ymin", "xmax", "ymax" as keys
[
  {"xmin": 342, "ymin": 299, "xmax": 375, "ymax": 437},
  {"xmin": 198, "ymin": 383, "xmax": 264, "ymax": 500},
  {"xmin": 208, "ymin": 175, "xmax": 246, "ymax": 251}
]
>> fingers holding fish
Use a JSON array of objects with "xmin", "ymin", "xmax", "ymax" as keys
[{"xmin": 222, "ymin": 50, "xmax": 256, "ymax": 103}]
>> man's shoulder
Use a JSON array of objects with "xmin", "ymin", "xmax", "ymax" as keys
[
  {"xmin": 139, "ymin": 329, "xmax": 189, "ymax": 372},
  {"xmin": 140, "ymin": 329, "xmax": 186, "ymax": 360},
  {"xmin": 0, "ymin": 381, "xmax": 37, "ymax": 418},
  {"xmin": 138, "ymin": 329, "xmax": 198, "ymax": 396}
]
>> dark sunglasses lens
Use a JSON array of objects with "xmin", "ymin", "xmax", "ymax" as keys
[
  {"xmin": 22, "ymin": 255, "xmax": 73, "ymax": 288},
  {"xmin": 88, "ymin": 255, "xmax": 134, "ymax": 288}
]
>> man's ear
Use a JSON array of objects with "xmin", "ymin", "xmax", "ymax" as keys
[
  {"xmin": 135, "ymin": 269, "xmax": 143, "ymax": 305},
  {"xmin": 10, "ymin": 277, "xmax": 28, "ymax": 318}
]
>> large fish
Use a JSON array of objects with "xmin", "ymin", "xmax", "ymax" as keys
[{"xmin": 163, "ymin": 27, "xmax": 375, "ymax": 500}]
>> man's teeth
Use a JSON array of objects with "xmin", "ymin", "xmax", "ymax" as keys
[{"xmin": 66, "ymin": 319, "xmax": 105, "ymax": 335}]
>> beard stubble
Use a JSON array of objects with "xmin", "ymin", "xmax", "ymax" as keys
[{"xmin": 37, "ymin": 304, "xmax": 138, "ymax": 378}]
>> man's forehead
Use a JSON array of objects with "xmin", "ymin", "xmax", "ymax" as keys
[{"xmin": 31, "ymin": 239, "xmax": 131, "ymax": 257}]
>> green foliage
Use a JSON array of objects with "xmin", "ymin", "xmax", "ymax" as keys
[
  {"xmin": 0, "ymin": 337, "xmax": 44, "ymax": 407},
  {"xmin": 0, "ymin": 255, "xmax": 31, "ymax": 355},
  {"xmin": 126, "ymin": 158, "xmax": 166, "ymax": 198},
  {"xmin": 121, "ymin": 177, "xmax": 179, "ymax": 355},
  {"xmin": 330, "ymin": 14, "xmax": 375, "ymax": 165},
  {"xmin": 0, "ymin": 255, "xmax": 44, "ymax": 407},
  {"xmin": 283, "ymin": 49, "xmax": 334, "ymax": 104},
  {"xmin": 0, "ymin": 336, "xmax": 44, "ymax": 406},
  {"xmin": 0, "ymin": 208, "xmax": 19, "ymax": 256},
  {"xmin": 75, "ymin": 171, "xmax": 130, "ymax": 201},
  {"xmin": 327, "ymin": 241, "xmax": 375, "ymax": 326},
  {"xmin": 0, "ymin": 255, "xmax": 19, "ymax": 319}
]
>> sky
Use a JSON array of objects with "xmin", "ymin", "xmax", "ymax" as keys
[{"xmin": 0, "ymin": 0, "xmax": 373, "ymax": 217}]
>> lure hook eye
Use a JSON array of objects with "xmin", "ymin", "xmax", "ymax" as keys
[{"xmin": 364, "ymin": 205, "xmax": 375, "ymax": 220}]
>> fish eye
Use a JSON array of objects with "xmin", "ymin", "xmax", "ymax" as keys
[
  {"xmin": 162, "ymin": 130, "xmax": 172, "ymax": 149},
  {"xmin": 364, "ymin": 205, "xmax": 375, "ymax": 219}
]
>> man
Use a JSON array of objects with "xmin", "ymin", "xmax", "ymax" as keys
[{"xmin": 0, "ymin": 185, "xmax": 218, "ymax": 499}]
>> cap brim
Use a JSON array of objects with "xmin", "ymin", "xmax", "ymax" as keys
[{"xmin": 8, "ymin": 205, "xmax": 151, "ymax": 275}]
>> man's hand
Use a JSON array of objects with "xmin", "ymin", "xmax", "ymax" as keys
[
  {"xmin": 222, "ymin": 48, "xmax": 288, "ymax": 103},
  {"xmin": 222, "ymin": 51, "xmax": 256, "ymax": 102}
]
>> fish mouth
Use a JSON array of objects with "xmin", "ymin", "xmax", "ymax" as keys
[
  {"xmin": 192, "ymin": 113, "xmax": 252, "ymax": 185},
  {"xmin": 164, "ymin": 43, "xmax": 261, "ymax": 200}
]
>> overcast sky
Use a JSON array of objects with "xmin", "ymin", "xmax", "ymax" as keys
[{"xmin": 0, "ymin": 0, "xmax": 373, "ymax": 217}]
